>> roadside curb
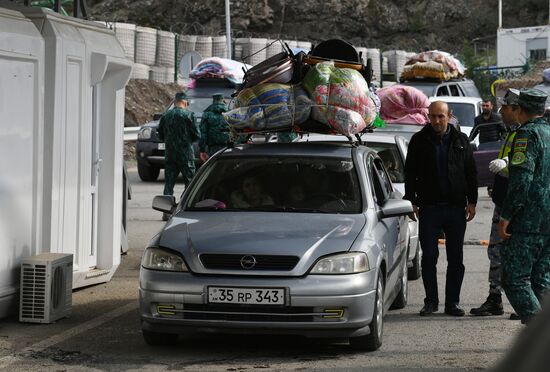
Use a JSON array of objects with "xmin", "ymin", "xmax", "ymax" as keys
[{"xmin": 439, "ymin": 239, "xmax": 489, "ymax": 246}]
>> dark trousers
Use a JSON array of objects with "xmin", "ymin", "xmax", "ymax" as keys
[{"xmin": 419, "ymin": 205, "xmax": 466, "ymax": 306}]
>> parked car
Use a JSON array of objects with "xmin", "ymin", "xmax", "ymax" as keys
[
  {"xmin": 299, "ymin": 133, "xmax": 421, "ymax": 280},
  {"xmin": 400, "ymin": 78, "xmax": 481, "ymax": 98},
  {"xmin": 140, "ymin": 141, "xmax": 413, "ymax": 351},
  {"xmin": 135, "ymin": 78, "xmax": 236, "ymax": 181}
]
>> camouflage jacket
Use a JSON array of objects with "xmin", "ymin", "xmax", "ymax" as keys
[
  {"xmin": 501, "ymin": 117, "xmax": 550, "ymax": 234},
  {"xmin": 199, "ymin": 102, "xmax": 230, "ymax": 152},
  {"xmin": 158, "ymin": 107, "xmax": 200, "ymax": 161}
]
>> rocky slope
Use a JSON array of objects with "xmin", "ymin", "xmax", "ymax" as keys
[{"xmin": 90, "ymin": 0, "xmax": 549, "ymax": 53}]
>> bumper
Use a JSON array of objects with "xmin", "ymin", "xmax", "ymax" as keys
[
  {"xmin": 139, "ymin": 269, "xmax": 377, "ymax": 338},
  {"xmin": 136, "ymin": 140, "xmax": 165, "ymax": 168}
]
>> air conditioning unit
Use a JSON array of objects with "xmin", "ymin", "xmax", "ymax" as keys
[{"xmin": 19, "ymin": 253, "xmax": 73, "ymax": 323}]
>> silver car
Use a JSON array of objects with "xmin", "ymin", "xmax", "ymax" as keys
[
  {"xmin": 298, "ymin": 133, "xmax": 421, "ymax": 280},
  {"xmin": 140, "ymin": 141, "xmax": 413, "ymax": 351}
]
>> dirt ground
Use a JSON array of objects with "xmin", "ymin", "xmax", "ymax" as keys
[
  {"xmin": 124, "ymin": 79, "xmax": 185, "ymax": 160},
  {"xmin": 124, "ymin": 79, "xmax": 184, "ymax": 127}
]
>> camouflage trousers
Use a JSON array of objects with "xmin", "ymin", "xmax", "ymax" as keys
[
  {"xmin": 502, "ymin": 233, "xmax": 550, "ymax": 320},
  {"xmin": 487, "ymin": 205, "xmax": 505, "ymax": 295},
  {"xmin": 163, "ymin": 157, "xmax": 196, "ymax": 196}
]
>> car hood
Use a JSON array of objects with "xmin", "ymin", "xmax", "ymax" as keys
[{"xmin": 158, "ymin": 212, "xmax": 367, "ymax": 276}]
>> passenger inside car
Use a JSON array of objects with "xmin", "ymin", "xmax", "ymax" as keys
[
  {"xmin": 230, "ymin": 175, "xmax": 274, "ymax": 208},
  {"xmin": 377, "ymin": 149, "xmax": 402, "ymax": 183}
]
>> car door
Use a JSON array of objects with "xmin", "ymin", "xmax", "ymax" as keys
[{"xmin": 368, "ymin": 156, "xmax": 401, "ymax": 291}]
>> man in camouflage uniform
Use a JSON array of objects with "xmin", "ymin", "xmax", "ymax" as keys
[
  {"xmin": 498, "ymin": 88, "xmax": 550, "ymax": 324},
  {"xmin": 158, "ymin": 92, "xmax": 200, "ymax": 218},
  {"xmin": 199, "ymin": 93, "xmax": 230, "ymax": 162},
  {"xmin": 471, "ymin": 89, "xmax": 520, "ymax": 318}
]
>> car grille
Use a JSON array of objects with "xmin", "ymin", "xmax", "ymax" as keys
[
  {"xmin": 200, "ymin": 254, "xmax": 299, "ymax": 271},
  {"xmin": 182, "ymin": 304, "xmax": 315, "ymax": 322}
]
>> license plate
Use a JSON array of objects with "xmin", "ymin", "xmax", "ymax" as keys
[
  {"xmin": 158, "ymin": 143, "xmax": 165, "ymax": 150},
  {"xmin": 208, "ymin": 287, "xmax": 286, "ymax": 305}
]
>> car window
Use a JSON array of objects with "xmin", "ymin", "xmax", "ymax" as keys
[
  {"xmin": 185, "ymin": 156, "xmax": 362, "ymax": 214},
  {"xmin": 436, "ymin": 86, "xmax": 449, "ymax": 96},
  {"xmin": 446, "ymin": 102, "xmax": 476, "ymax": 127},
  {"xmin": 461, "ymin": 81, "xmax": 481, "ymax": 98},
  {"xmin": 366, "ymin": 142, "xmax": 405, "ymax": 183},
  {"xmin": 449, "ymin": 84, "xmax": 461, "ymax": 96},
  {"xmin": 369, "ymin": 157, "xmax": 392, "ymax": 206}
]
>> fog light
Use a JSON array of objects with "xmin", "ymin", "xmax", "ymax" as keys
[
  {"xmin": 140, "ymin": 151, "xmax": 145, "ymax": 158},
  {"xmin": 157, "ymin": 304, "xmax": 176, "ymax": 315},
  {"xmin": 322, "ymin": 309, "xmax": 344, "ymax": 318}
]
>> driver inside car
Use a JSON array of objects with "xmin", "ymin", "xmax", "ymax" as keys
[{"xmin": 231, "ymin": 175, "xmax": 274, "ymax": 208}]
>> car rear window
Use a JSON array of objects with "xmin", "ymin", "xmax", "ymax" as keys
[{"xmin": 185, "ymin": 156, "xmax": 362, "ymax": 214}]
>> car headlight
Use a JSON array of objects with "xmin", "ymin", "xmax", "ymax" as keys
[
  {"xmin": 310, "ymin": 252, "xmax": 369, "ymax": 274},
  {"xmin": 141, "ymin": 247, "xmax": 188, "ymax": 272},
  {"xmin": 138, "ymin": 127, "xmax": 152, "ymax": 140}
]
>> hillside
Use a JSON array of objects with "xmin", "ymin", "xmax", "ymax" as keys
[{"xmin": 89, "ymin": 0, "xmax": 550, "ymax": 54}]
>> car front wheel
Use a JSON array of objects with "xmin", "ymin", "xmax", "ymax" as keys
[
  {"xmin": 350, "ymin": 273, "xmax": 384, "ymax": 351},
  {"xmin": 138, "ymin": 163, "xmax": 160, "ymax": 181},
  {"xmin": 142, "ymin": 329, "xmax": 178, "ymax": 346}
]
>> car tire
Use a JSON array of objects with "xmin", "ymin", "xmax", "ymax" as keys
[
  {"xmin": 138, "ymin": 163, "xmax": 160, "ymax": 182},
  {"xmin": 350, "ymin": 273, "xmax": 384, "ymax": 351},
  {"xmin": 391, "ymin": 258, "xmax": 408, "ymax": 310},
  {"xmin": 408, "ymin": 240, "xmax": 421, "ymax": 280},
  {"xmin": 142, "ymin": 329, "xmax": 178, "ymax": 346}
]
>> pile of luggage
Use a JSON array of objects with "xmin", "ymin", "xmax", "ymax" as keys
[
  {"xmin": 223, "ymin": 39, "xmax": 383, "ymax": 137},
  {"xmin": 400, "ymin": 50, "xmax": 465, "ymax": 82}
]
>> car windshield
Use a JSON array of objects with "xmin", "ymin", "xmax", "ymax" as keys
[
  {"xmin": 185, "ymin": 156, "xmax": 362, "ymax": 214},
  {"xmin": 368, "ymin": 143, "xmax": 404, "ymax": 183},
  {"xmin": 447, "ymin": 103, "xmax": 476, "ymax": 127}
]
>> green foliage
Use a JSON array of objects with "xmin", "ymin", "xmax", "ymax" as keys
[{"xmin": 461, "ymin": 39, "xmax": 483, "ymax": 79}]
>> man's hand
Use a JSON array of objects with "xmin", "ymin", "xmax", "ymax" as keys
[
  {"xmin": 498, "ymin": 218, "xmax": 512, "ymax": 240},
  {"xmin": 489, "ymin": 158, "xmax": 507, "ymax": 174},
  {"xmin": 199, "ymin": 152, "xmax": 209, "ymax": 162},
  {"xmin": 466, "ymin": 203, "xmax": 476, "ymax": 222},
  {"xmin": 408, "ymin": 204, "xmax": 419, "ymax": 222}
]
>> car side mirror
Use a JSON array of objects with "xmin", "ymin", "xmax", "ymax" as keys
[
  {"xmin": 152, "ymin": 113, "xmax": 163, "ymax": 121},
  {"xmin": 152, "ymin": 195, "xmax": 176, "ymax": 214},
  {"xmin": 470, "ymin": 141, "xmax": 478, "ymax": 151},
  {"xmin": 380, "ymin": 199, "xmax": 413, "ymax": 218}
]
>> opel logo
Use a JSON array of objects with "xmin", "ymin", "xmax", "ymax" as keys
[{"xmin": 240, "ymin": 255, "xmax": 257, "ymax": 270}]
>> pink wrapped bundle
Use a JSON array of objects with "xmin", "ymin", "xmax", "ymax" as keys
[{"xmin": 378, "ymin": 85, "xmax": 429, "ymax": 125}]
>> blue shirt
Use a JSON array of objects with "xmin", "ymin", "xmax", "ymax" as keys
[{"xmin": 433, "ymin": 128, "xmax": 451, "ymax": 202}]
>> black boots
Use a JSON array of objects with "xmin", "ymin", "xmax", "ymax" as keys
[{"xmin": 470, "ymin": 294, "xmax": 504, "ymax": 316}]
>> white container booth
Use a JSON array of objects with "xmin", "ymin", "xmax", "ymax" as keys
[
  {"xmin": 20, "ymin": 7, "xmax": 132, "ymax": 290},
  {"xmin": 0, "ymin": 6, "xmax": 45, "ymax": 318}
]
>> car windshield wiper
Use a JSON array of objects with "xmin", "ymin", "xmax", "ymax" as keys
[
  {"xmin": 186, "ymin": 206, "xmax": 239, "ymax": 211},
  {"xmin": 247, "ymin": 206, "xmax": 331, "ymax": 213}
]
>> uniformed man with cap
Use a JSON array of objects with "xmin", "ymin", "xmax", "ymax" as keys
[
  {"xmin": 471, "ymin": 89, "xmax": 521, "ymax": 318},
  {"xmin": 158, "ymin": 92, "xmax": 200, "ymax": 219},
  {"xmin": 498, "ymin": 88, "xmax": 550, "ymax": 324},
  {"xmin": 199, "ymin": 93, "xmax": 230, "ymax": 162}
]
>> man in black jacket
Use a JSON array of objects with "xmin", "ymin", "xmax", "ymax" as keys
[
  {"xmin": 405, "ymin": 101, "xmax": 478, "ymax": 317},
  {"xmin": 472, "ymin": 99, "xmax": 506, "ymax": 143}
]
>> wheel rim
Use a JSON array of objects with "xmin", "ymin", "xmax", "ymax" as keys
[{"xmin": 376, "ymin": 277, "xmax": 384, "ymax": 340}]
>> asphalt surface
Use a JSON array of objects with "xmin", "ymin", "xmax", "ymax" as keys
[{"xmin": 0, "ymin": 164, "xmax": 524, "ymax": 371}]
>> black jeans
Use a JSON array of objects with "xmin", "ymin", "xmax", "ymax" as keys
[{"xmin": 419, "ymin": 205, "xmax": 466, "ymax": 306}]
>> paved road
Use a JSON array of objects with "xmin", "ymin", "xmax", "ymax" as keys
[{"xmin": 0, "ymin": 165, "xmax": 523, "ymax": 371}]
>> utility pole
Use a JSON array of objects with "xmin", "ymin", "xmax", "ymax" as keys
[
  {"xmin": 498, "ymin": 0, "xmax": 502, "ymax": 29},
  {"xmin": 225, "ymin": 0, "xmax": 232, "ymax": 59}
]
